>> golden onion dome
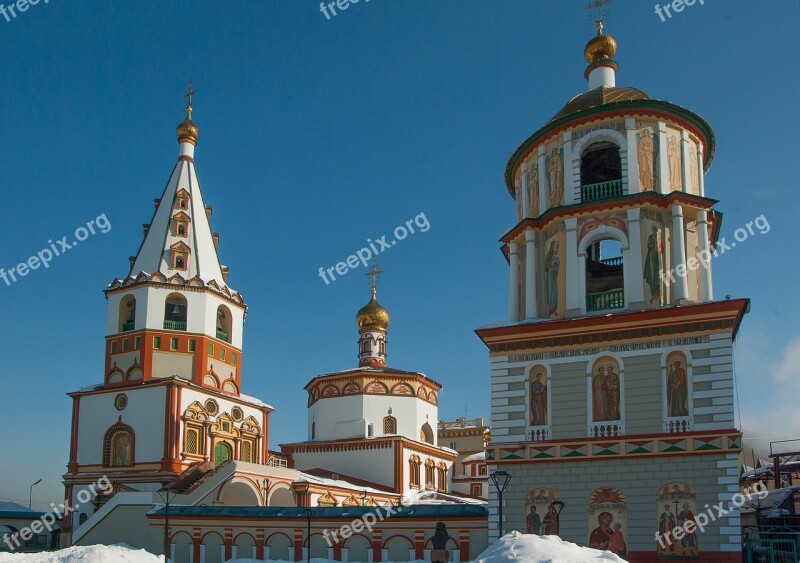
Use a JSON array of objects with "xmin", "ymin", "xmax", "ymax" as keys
[
  {"xmin": 356, "ymin": 289, "xmax": 390, "ymax": 331},
  {"xmin": 584, "ymin": 22, "xmax": 617, "ymax": 64},
  {"xmin": 177, "ymin": 107, "xmax": 199, "ymax": 144}
]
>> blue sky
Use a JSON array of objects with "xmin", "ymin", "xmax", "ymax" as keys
[{"xmin": 0, "ymin": 0, "xmax": 797, "ymax": 508}]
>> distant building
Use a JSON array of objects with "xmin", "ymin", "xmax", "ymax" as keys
[
  {"xmin": 438, "ymin": 418, "xmax": 490, "ymax": 499},
  {"xmin": 0, "ymin": 502, "xmax": 61, "ymax": 553}
]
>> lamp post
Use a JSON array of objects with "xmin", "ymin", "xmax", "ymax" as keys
[
  {"xmin": 158, "ymin": 486, "xmax": 173, "ymax": 561},
  {"xmin": 489, "ymin": 470, "xmax": 511, "ymax": 538},
  {"xmin": 303, "ymin": 508, "xmax": 312, "ymax": 563},
  {"xmin": 29, "ymin": 479, "xmax": 42, "ymax": 509},
  {"xmin": 550, "ymin": 500, "xmax": 565, "ymax": 536}
]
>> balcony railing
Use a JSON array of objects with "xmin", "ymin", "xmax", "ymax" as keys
[
  {"xmin": 530, "ymin": 426, "xmax": 551, "ymax": 442},
  {"xmin": 581, "ymin": 179, "xmax": 623, "ymax": 203},
  {"xmin": 163, "ymin": 320, "xmax": 186, "ymax": 331},
  {"xmin": 121, "ymin": 321, "xmax": 135, "ymax": 332},
  {"xmin": 216, "ymin": 329, "xmax": 229, "ymax": 342},
  {"xmin": 586, "ymin": 289, "xmax": 625, "ymax": 312},
  {"xmin": 589, "ymin": 421, "xmax": 624, "ymax": 438},
  {"xmin": 664, "ymin": 417, "xmax": 693, "ymax": 433},
  {"xmin": 599, "ymin": 256, "xmax": 623, "ymax": 267}
]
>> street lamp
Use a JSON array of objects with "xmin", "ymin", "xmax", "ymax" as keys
[
  {"xmin": 158, "ymin": 485, "xmax": 174, "ymax": 560},
  {"xmin": 550, "ymin": 500, "xmax": 565, "ymax": 536},
  {"xmin": 29, "ymin": 479, "xmax": 42, "ymax": 509},
  {"xmin": 303, "ymin": 508, "xmax": 313, "ymax": 563},
  {"xmin": 490, "ymin": 470, "xmax": 511, "ymax": 537}
]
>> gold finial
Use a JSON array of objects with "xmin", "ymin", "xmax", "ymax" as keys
[
  {"xmin": 177, "ymin": 79, "xmax": 200, "ymax": 144},
  {"xmin": 584, "ymin": 0, "xmax": 617, "ymax": 64},
  {"xmin": 357, "ymin": 258, "xmax": 390, "ymax": 331}
]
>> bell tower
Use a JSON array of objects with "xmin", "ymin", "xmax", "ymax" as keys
[
  {"xmin": 478, "ymin": 20, "xmax": 749, "ymax": 559},
  {"xmin": 103, "ymin": 85, "xmax": 246, "ymax": 395}
]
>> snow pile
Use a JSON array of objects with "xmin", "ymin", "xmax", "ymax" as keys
[
  {"xmin": 473, "ymin": 531, "xmax": 629, "ymax": 563},
  {"xmin": 0, "ymin": 544, "xmax": 163, "ymax": 563}
]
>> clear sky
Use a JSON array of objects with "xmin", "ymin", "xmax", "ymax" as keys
[{"xmin": 0, "ymin": 0, "xmax": 797, "ymax": 509}]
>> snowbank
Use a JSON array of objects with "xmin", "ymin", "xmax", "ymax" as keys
[
  {"xmin": 473, "ymin": 531, "xmax": 629, "ymax": 563},
  {"xmin": 0, "ymin": 544, "xmax": 163, "ymax": 563}
]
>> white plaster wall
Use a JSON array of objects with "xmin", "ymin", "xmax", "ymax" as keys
[
  {"xmin": 77, "ymin": 386, "xmax": 167, "ymax": 465},
  {"xmin": 309, "ymin": 394, "xmax": 438, "ymax": 445},
  {"xmin": 291, "ymin": 446, "xmax": 396, "ymax": 489}
]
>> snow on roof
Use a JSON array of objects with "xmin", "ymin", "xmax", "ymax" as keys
[
  {"xmin": 0, "ymin": 501, "xmax": 38, "ymax": 514},
  {"xmin": 462, "ymin": 451, "xmax": 487, "ymax": 463},
  {"xmin": 296, "ymin": 473, "xmax": 391, "ymax": 496},
  {"xmin": 474, "ymin": 531, "xmax": 628, "ymax": 562},
  {"xmin": 0, "ymin": 543, "xmax": 162, "ymax": 562}
]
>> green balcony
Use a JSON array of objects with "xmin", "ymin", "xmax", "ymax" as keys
[
  {"xmin": 580, "ymin": 179, "xmax": 623, "ymax": 203},
  {"xmin": 121, "ymin": 321, "xmax": 135, "ymax": 332},
  {"xmin": 163, "ymin": 320, "xmax": 186, "ymax": 331},
  {"xmin": 587, "ymin": 289, "xmax": 625, "ymax": 312},
  {"xmin": 216, "ymin": 329, "xmax": 229, "ymax": 342}
]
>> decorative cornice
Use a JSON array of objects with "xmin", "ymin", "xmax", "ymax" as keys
[
  {"xmin": 487, "ymin": 430, "xmax": 741, "ymax": 464},
  {"xmin": 475, "ymin": 299, "xmax": 750, "ymax": 353}
]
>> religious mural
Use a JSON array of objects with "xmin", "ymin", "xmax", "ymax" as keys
[
  {"xmin": 524, "ymin": 488, "xmax": 560, "ymax": 535},
  {"xmin": 637, "ymin": 127, "xmax": 657, "ymax": 191},
  {"xmin": 688, "ymin": 143, "xmax": 700, "ymax": 195},
  {"xmin": 587, "ymin": 488, "xmax": 628, "ymax": 558},
  {"xmin": 665, "ymin": 352, "xmax": 689, "ymax": 418},
  {"xmin": 643, "ymin": 223, "xmax": 664, "ymax": 305},
  {"xmin": 657, "ymin": 483, "xmax": 698, "ymax": 557},
  {"xmin": 516, "ymin": 184, "xmax": 524, "ymax": 222},
  {"xmin": 540, "ymin": 223, "xmax": 565, "ymax": 319},
  {"xmin": 529, "ymin": 163, "xmax": 540, "ymax": 218},
  {"xmin": 546, "ymin": 146, "xmax": 564, "ymax": 208},
  {"xmin": 667, "ymin": 135, "xmax": 683, "ymax": 191},
  {"xmin": 529, "ymin": 365, "xmax": 548, "ymax": 427},
  {"xmin": 590, "ymin": 357, "xmax": 621, "ymax": 422}
]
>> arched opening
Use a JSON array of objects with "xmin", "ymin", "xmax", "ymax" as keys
[
  {"xmin": 343, "ymin": 535, "xmax": 371, "ymax": 563},
  {"xmin": 202, "ymin": 532, "xmax": 224, "ymax": 563},
  {"xmin": 384, "ymin": 535, "xmax": 414, "ymax": 562},
  {"xmin": 220, "ymin": 480, "xmax": 260, "ymax": 506},
  {"xmin": 586, "ymin": 239, "xmax": 624, "ymax": 311},
  {"xmin": 266, "ymin": 533, "xmax": 292, "ymax": 561},
  {"xmin": 268, "ymin": 486, "xmax": 295, "ymax": 507},
  {"xmin": 580, "ymin": 141, "xmax": 622, "ymax": 202},
  {"xmin": 420, "ymin": 422, "xmax": 434, "ymax": 445},
  {"xmin": 216, "ymin": 305, "xmax": 232, "ymax": 342},
  {"xmin": 119, "ymin": 295, "xmax": 136, "ymax": 332},
  {"xmin": 164, "ymin": 294, "xmax": 187, "ymax": 331}
]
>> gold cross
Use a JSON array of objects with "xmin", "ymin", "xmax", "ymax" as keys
[
  {"xmin": 586, "ymin": 0, "xmax": 611, "ymax": 26},
  {"xmin": 185, "ymin": 79, "xmax": 196, "ymax": 108},
  {"xmin": 366, "ymin": 257, "xmax": 383, "ymax": 293}
]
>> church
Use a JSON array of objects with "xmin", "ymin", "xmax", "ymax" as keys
[
  {"xmin": 477, "ymin": 21, "xmax": 748, "ymax": 563},
  {"xmin": 60, "ymin": 94, "xmax": 487, "ymax": 562}
]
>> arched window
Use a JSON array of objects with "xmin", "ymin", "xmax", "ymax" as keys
[
  {"xmin": 240, "ymin": 441, "xmax": 253, "ymax": 463},
  {"xmin": 580, "ymin": 141, "xmax": 622, "ymax": 202},
  {"xmin": 420, "ymin": 422, "xmax": 434, "ymax": 445},
  {"xmin": 119, "ymin": 295, "xmax": 136, "ymax": 333},
  {"xmin": 214, "ymin": 442, "xmax": 232, "ymax": 464},
  {"xmin": 437, "ymin": 463, "xmax": 448, "ymax": 493},
  {"xmin": 408, "ymin": 456, "xmax": 421, "ymax": 488},
  {"xmin": 164, "ymin": 294, "xmax": 187, "ymax": 331},
  {"xmin": 586, "ymin": 239, "xmax": 624, "ymax": 312},
  {"xmin": 185, "ymin": 427, "xmax": 200, "ymax": 454},
  {"xmin": 361, "ymin": 339, "xmax": 372, "ymax": 353},
  {"xmin": 383, "ymin": 416, "xmax": 397, "ymax": 434},
  {"xmin": 311, "ymin": 421, "xmax": 316, "ymax": 440},
  {"xmin": 424, "ymin": 459, "xmax": 435, "ymax": 488},
  {"xmin": 216, "ymin": 305, "xmax": 232, "ymax": 342},
  {"xmin": 103, "ymin": 423, "xmax": 135, "ymax": 467}
]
